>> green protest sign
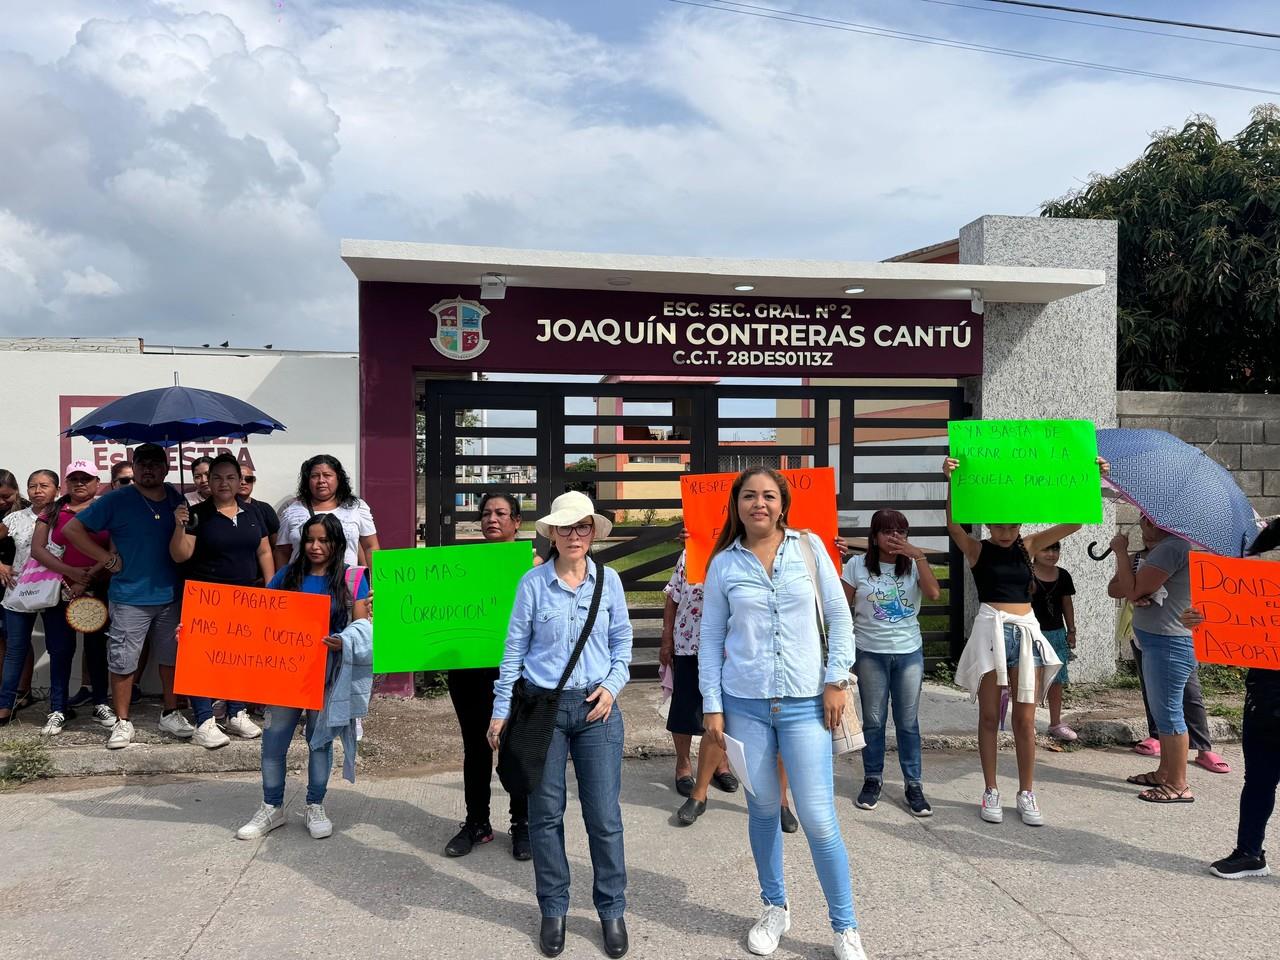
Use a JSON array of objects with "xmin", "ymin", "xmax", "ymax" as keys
[
  {"xmin": 371, "ymin": 541, "xmax": 533, "ymax": 672},
  {"xmin": 948, "ymin": 419, "xmax": 1102, "ymax": 524}
]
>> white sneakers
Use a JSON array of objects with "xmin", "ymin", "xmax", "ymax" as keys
[
  {"xmin": 236, "ymin": 803, "xmax": 285, "ymax": 840},
  {"xmin": 226, "ymin": 710, "xmax": 262, "ymax": 739},
  {"xmin": 158, "ymin": 710, "xmax": 195, "ymax": 739},
  {"xmin": 40, "ymin": 711, "xmax": 67, "ymax": 736},
  {"xmin": 306, "ymin": 803, "xmax": 333, "ymax": 839},
  {"xmin": 981, "ymin": 788, "xmax": 1046, "ymax": 826},
  {"xmin": 192, "ymin": 717, "xmax": 231, "ymax": 749},
  {"xmin": 1016, "ymin": 790, "xmax": 1044, "ymax": 826},
  {"xmin": 747, "ymin": 904, "xmax": 791, "ymax": 956},
  {"xmin": 833, "ymin": 929, "xmax": 868, "ymax": 960},
  {"xmin": 980, "ymin": 788, "xmax": 1002, "ymax": 823},
  {"xmin": 235, "ymin": 803, "xmax": 332, "ymax": 840},
  {"xmin": 747, "ymin": 906, "xmax": 867, "ymax": 960},
  {"xmin": 106, "ymin": 718, "xmax": 135, "ymax": 749},
  {"xmin": 92, "ymin": 704, "xmax": 118, "ymax": 728}
]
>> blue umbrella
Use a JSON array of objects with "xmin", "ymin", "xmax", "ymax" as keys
[
  {"xmin": 63, "ymin": 385, "xmax": 286, "ymax": 491},
  {"xmin": 64, "ymin": 386, "xmax": 285, "ymax": 445},
  {"xmin": 1096, "ymin": 427, "xmax": 1258, "ymax": 558}
]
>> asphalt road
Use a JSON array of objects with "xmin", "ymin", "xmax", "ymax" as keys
[{"xmin": 1, "ymin": 747, "xmax": 1273, "ymax": 960}]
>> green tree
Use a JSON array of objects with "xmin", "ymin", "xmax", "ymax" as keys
[
  {"xmin": 566, "ymin": 456, "xmax": 597, "ymax": 498},
  {"xmin": 1042, "ymin": 105, "xmax": 1280, "ymax": 392}
]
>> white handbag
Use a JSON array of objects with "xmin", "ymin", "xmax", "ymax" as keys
[
  {"xmin": 796, "ymin": 533, "xmax": 865, "ymax": 755},
  {"xmin": 2, "ymin": 547, "xmax": 65, "ymax": 614}
]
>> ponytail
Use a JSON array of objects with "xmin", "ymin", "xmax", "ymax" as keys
[{"xmin": 1013, "ymin": 535, "xmax": 1036, "ymax": 599}]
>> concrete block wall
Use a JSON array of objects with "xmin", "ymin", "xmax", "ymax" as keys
[{"xmin": 1115, "ymin": 391, "xmax": 1280, "ymax": 543}]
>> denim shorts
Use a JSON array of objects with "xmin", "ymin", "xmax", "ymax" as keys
[
  {"xmin": 1042, "ymin": 628, "xmax": 1070, "ymax": 685},
  {"xmin": 1002, "ymin": 624, "xmax": 1047, "ymax": 669},
  {"xmin": 1133, "ymin": 628, "xmax": 1196, "ymax": 736}
]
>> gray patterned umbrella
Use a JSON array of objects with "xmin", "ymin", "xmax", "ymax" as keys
[{"xmin": 1096, "ymin": 428, "xmax": 1258, "ymax": 558}]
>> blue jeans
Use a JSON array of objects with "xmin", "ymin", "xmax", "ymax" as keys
[
  {"xmin": 724, "ymin": 693, "xmax": 857, "ymax": 933},
  {"xmin": 40, "ymin": 602, "xmax": 112, "ymax": 713},
  {"xmin": 1, "ymin": 609, "xmax": 44, "ymax": 711},
  {"xmin": 261, "ymin": 706, "xmax": 332, "ymax": 806},
  {"xmin": 1133, "ymin": 628, "xmax": 1196, "ymax": 736},
  {"xmin": 528, "ymin": 686, "xmax": 627, "ymax": 920},
  {"xmin": 854, "ymin": 649, "xmax": 924, "ymax": 785}
]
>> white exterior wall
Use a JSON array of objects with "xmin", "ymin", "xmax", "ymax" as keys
[{"xmin": 0, "ymin": 349, "xmax": 358, "ymax": 511}]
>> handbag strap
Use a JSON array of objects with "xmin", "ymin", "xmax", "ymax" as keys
[
  {"xmin": 795, "ymin": 531, "xmax": 826, "ymax": 639},
  {"xmin": 552, "ymin": 561, "xmax": 607, "ymax": 694}
]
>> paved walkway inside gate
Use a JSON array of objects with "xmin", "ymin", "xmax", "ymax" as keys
[{"xmin": 2, "ymin": 748, "xmax": 1271, "ymax": 960}]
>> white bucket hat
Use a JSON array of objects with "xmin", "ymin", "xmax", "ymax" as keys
[{"xmin": 535, "ymin": 490, "xmax": 613, "ymax": 540}]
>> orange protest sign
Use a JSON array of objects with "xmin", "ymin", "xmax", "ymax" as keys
[
  {"xmin": 1188, "ymin": 552, "xmax": 1280, "ymax": 669},
  {"xmin": 174, "ymin": 580, "xmax": 332, "ymax": 710},
  {"xmin": 680, "ymin": 467, "xmax": 841, "ymax": 584}
]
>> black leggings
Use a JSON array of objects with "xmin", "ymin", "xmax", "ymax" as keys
[
  {"xmin": 447, "ymin": 667, "xmax": 527, "ymax": 827},
  {"xmin": 1237, "ymin": 672, "xmax": 1280, "ymax": 857}
]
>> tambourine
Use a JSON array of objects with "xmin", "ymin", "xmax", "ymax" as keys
[{"xmin": 65, "ymin": 595, "xmax": 109, "ymax": 633}]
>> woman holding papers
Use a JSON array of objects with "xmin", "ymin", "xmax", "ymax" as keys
[
  {"xmin": 235, "ymin": 514, "xmax": 371, "ymax": 842},
  {"xmin": 698, "ymin": 467, "xmax": 867, "ymax": 960},
  {"xmin": 487, "ymin": 491, "xmax": 632, "ymax": 959},
  {"xmin": 942, "ymin": 454, "xmax": 1107, "ymax": 827},
  {"xmin": 444, "ymin": 492, "xmax": 534, "ymax": 861}
]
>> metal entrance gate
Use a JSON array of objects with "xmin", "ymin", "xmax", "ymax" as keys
[{"xmin": 418, "ymin": 379, "xmax": 969, "ymax": 679}]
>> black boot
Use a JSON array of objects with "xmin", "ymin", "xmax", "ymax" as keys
[
  {"xmin": 539, "ymin": 916, "xmax": 566, "ymax": 957},
  {"xmin": 601, "ymin": 917, "xmax": 628, "ymax": 958}
]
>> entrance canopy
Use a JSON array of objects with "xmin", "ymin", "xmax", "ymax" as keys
[{"xmin": 342, "ymin": 239, "xmax": 1103, "ymax": 302}]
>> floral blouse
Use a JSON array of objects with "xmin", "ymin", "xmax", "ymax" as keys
[{"xmin": 663, "ymin": 551, "xmax": 705, "ymax": 657}]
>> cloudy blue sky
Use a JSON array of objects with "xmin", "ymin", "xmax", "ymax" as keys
[{"xmin": 2, "ymin": 0, "xmax": 1276, "ymax": 349}]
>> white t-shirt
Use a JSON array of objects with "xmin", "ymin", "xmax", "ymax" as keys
[
  {"xmin": 276, "ymin": 498, "xmax": 377, "ymax": 567},
  {"xmin": 841, "ymin": 554, "xmax": 924, "ymax": 655}
]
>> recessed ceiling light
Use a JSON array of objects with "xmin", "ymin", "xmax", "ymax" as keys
[
  {"xmin": 607, "ymin": 277, "xmax": 631, "ymax": 286},
  {"xmin": 733, "ymin": 283, "xmax": 755, "ymax": 292},
  {"xmin": 843, "ymin": 286, "xmax": 866, "ymax": 295}
]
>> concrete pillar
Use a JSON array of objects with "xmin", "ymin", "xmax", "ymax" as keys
[{"xmin": 959, "ymin": 215, "xmax": 1118, "ymax": 682}]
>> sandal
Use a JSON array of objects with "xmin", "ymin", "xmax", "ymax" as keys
[
  {"xmin": 1126, "ymin": 771, "xmax": 1163, "ymax": 787},
  {"xmin": 1194, "ymin": 751, "xmax": 1231, "ymax": 774},
  {"xmin": 1132, "ymin": 737, "xmax": 1160, "ymax": 757},
  {"xmin": 1138, "ymin": 783, "xmax": 1194, "ymax": 804}
]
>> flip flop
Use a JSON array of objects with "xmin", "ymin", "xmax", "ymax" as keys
[
  {"xmin": 1126, "ymin": 771, "xmax": 1163, "ymax": 786},
  {"xmin": 1138, "ymin": 783, "xmax": 1194, "ymax": 804},
  {"xmin": 1194, "ymin": 751, "xmax": 1231, "ymax": 774},
  {"xmin": 1132, "ymin": 737, "xmax": 1160, "ymax": 757}
]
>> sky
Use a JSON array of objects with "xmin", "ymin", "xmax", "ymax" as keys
[{"xmin": 1, "ymin": 0, "xmax": 1276, "ymax": 350}]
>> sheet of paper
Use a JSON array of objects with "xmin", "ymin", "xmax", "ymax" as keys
[{"xmin": 722, "ymin": 733, "xmax": 756, "ymax": 798}]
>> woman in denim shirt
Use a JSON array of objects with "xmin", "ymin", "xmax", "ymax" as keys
[
  {"xmin": 698, "ymin": 468, "xmax": 866, "ymax": 960},
  {"xmin": 488, "ymin": 491, "xmax": 633, "ymax": 959}
]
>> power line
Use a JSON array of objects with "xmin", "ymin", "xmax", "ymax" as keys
[
  {"xmin": 911, "ymin": 0, "xmax": 1280, "ymax": 53},
  {"xmin": 663, "ymin": 1, "xmax": 1280, "ymax": 96},
  {"xmin": 981, "ymin": 1, "xmax": 1280, "ymax": 40}
]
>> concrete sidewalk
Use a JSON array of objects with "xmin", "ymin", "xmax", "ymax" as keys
[
  {"xmin": 0, "ymin": 681, "xmax": 1239, "ymax": 778},
  {"xmin": 0, "ymin": 748, "xmax": 1271, "ymax": 960}
]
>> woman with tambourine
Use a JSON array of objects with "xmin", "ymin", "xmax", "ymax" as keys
[{"xmin": 30, "ymin": 461, "xmax": 117, "ymax": 736}]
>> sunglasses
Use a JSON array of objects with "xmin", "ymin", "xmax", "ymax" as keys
[
  {"xmin": 242, "ymin": 476, "xmax": 257, "ymax": 484},
  {"xmin": 114, "ymin": 477, "xmax": 134, "ymax": 486},
  {"xmin": 555, "ymin": 522, "xmax": 594, "ymax": 538}
]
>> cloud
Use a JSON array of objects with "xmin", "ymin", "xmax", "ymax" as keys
[
  {"xmin": 62, "ymin": 265, "xmax": 123, "ymax": 297},
  {"xmin": 0, "ymin": 0, "xmax": 1271, "ymax": 349}
]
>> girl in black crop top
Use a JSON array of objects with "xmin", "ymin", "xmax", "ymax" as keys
[{"xmin": 941, "ymin": 453, "xmax": 1108, "ymax": 826}]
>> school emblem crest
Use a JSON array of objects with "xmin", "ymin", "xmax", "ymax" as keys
[{"xmin": 429, "ymin": 298, "xmax": 490, "ymax": 361}]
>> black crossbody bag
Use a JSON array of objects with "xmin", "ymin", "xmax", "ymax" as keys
[{"xmin": 497, "ymin": 568, "xmax": 606, "ymax": 796}]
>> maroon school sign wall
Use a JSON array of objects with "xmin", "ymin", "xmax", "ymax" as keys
[
  {"xmin": 363, "ymin": 282, "xmax": 981, "ymax": 378},
  {"xmin": 359, "ymin": 281, "xmax": 983, "ymax": 550}
]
